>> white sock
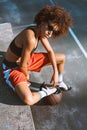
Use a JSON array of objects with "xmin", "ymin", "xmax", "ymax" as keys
[
  {"xmin": 58, "ymin": 74, "xmax": 63, "ymax": 83},
  {"xmin": 58, "ymin": 74, "xmax": 70, "ymax": 90},
  {"xmin": 38, "ymin": 91, "xmax": 47, "ymax": 99}
]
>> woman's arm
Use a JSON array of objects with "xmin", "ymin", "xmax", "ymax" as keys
[
  {"xmin": 40, "ymin": 37, "xmax": 58, "ymax": 86},
  {"xmin": 19, "ymin": 30, "xmax": 36, "ymax": 78}
]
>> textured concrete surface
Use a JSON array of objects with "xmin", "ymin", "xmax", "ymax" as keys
[
  {"xmin": 0, "ymin": 104, "xmax": 35, "ymax": 130},
  {"xmin": 0, "ymin": 23, "xmax": 13, "ymax": 51},
  {"xmin": 0, "ymin": 23, "xmax": 35, "ymax": 130},
  {"xmin": 0, "ymin": 0, "xmax": 87, "ymax": 130}
]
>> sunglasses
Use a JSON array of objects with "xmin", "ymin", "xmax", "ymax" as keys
[
  {"xmin": 47, "ymin": 24, "xmax": 60, "ymax": 35},
  {"xmin": 47, "ymin": 24, "xmax": 54, "ymax": 31}
]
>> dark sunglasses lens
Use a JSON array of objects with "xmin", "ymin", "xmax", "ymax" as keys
[
  {"xmin": 48, "ymin": 25, "xmax": 53, "ymax": 31},
  {"xmin": 53, "ymin": 31, "xmax": 60, "ymax": 36}
]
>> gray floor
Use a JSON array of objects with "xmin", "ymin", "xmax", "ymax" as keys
[{"xmin": 0, "ymin": 0, "xmax": 87, "ymax": 130}]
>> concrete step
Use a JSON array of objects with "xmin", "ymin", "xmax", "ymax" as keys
[{"xmin": 0, "ymin": 23, "xmax": 35, "ymax": 130}]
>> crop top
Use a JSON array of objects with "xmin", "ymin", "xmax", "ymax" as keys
[{"xmin": 9, "ymin": 26, "xmax": 38, "ymax": 57}]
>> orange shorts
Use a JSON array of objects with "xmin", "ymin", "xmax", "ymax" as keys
[
  {"xmin": 3, "ymin": 53, "xmax": 50, "ymax": 89},
  {"xmin": 28, "ymin": 52, "xmax": 50, "ymax": 72}
]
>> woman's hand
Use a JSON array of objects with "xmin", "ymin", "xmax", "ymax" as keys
[{"xmin": 50, "ymin": 71, "xmax": 58, "ymax": 87}]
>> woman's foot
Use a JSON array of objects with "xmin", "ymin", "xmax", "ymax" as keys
[{"xmin": 58, "ymin": 81, "xmax": 72, "ymax": 91}]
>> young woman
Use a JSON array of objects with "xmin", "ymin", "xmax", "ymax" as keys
[{"xmin": 2, "ymin": 5, "xmax": 72, "ymax": 105}]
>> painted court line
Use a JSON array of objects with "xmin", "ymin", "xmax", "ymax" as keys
[
  {"xmin": 69, "ymin": 28, "xmax": 87, "ymax": 58},
  {"xmin": 49, "ymin": 0, "xmax": 87, "ymax": 58}
]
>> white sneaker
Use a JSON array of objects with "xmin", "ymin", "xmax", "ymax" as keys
[
  {"xmin": 40, "ymin": 82, "xmax": 57, "ymax": 96},
  {"xmin": 42, "ymin": 86, "xmax": 57, "ymax": 96},
  {"xmin": 58, "ymin": 81, "xmax": 71, "ymax": 91}
]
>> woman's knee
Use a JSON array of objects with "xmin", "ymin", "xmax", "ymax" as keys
[
  {"xmin": 62, "ymin": 54, "xmax": 66, "ymax": 62},
  {"xmin": 55, "ymin": 53, "xmax": 66, "ymax": 63}
]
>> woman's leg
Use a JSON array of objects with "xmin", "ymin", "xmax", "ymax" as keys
[
  {"xmin": 55, "ymin": 53, "xmax": 71, "ymax": 90},
  {"xmin": 55, "ymin": 53, "xmax": 66, "ymax": 75},
  {"xmin": 15, "ymin": 82, "xmax": 41, "ymax": 105},
  {"xmin": 15, "ymin": 82, "xmax": 57, "ymax": 106},
  {"xmin": 26, "ymin": 52, "xmax": 70, "ymax": 92}
]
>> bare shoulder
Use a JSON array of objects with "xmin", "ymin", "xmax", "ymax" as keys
[
  {"xmin": 15, "ymin": 29, "xmax": 36, "ymax": 47},
  {"xmin": 24, "ymin": 29, "xmax": 36, "ymax": 42},
  {"xmin": 24, "ymin": 29, "xmax": 38, "ymax": 50},
  {"xmin": 18, "ymin": 29, "xmax": 36, "ymax": 41}
]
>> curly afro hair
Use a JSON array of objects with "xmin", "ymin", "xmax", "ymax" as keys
[{"xmin": 34, "ymin": 5, "xmax": 72, "ymax": 38}]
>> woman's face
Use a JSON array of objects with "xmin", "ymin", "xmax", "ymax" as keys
[{"xmin": 39, "ymin": 21, "xmax": 59, "ymax": 38}]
